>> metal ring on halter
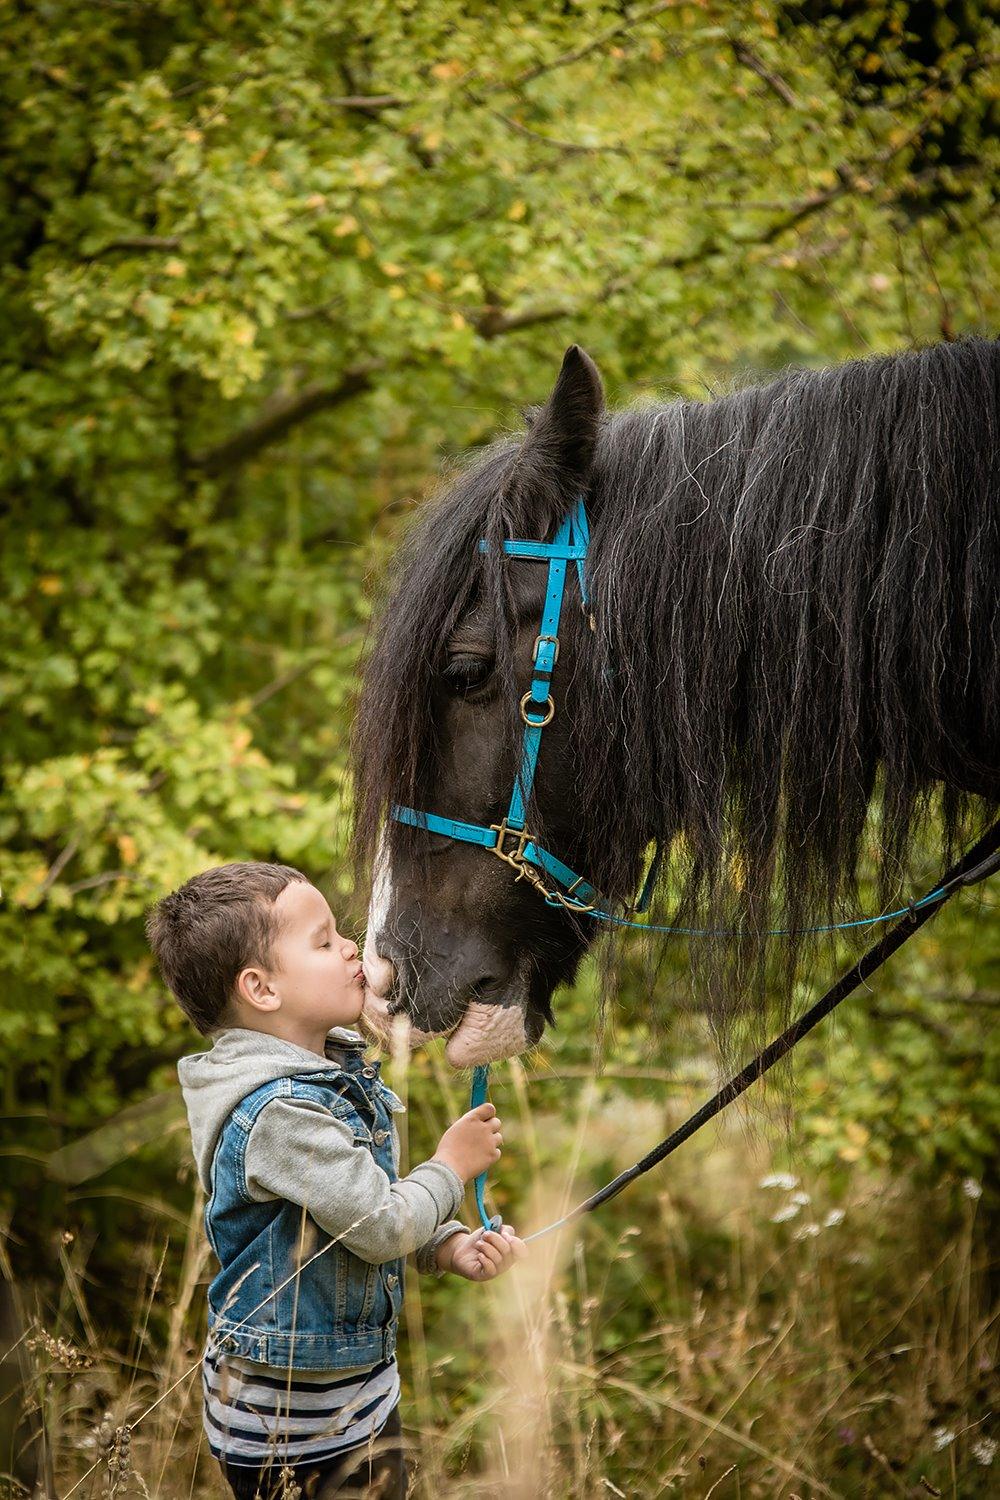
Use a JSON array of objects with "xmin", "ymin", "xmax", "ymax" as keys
[{"xmin": 520, "ymin": 692, "xmax": 555, "ymax": 726}]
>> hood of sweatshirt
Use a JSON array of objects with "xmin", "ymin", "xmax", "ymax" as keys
[{"xmin": 177, "ymin": 1026, "xmax": 368, "ymax": 1191}]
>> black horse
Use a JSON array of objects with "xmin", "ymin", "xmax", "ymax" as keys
[{"xmin": 354, "ymin": 340, "xmax": 1000, "ymax": 1066}]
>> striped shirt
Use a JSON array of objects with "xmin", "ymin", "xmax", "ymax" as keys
[{"xmin": 203, "ymin": 1347, "xmax": 400, "ymax": 1466}]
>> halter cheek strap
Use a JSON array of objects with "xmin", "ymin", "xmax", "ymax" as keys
[{"xmin": 391, "ymin": 495, "xmax": 623, "ymax": 917}]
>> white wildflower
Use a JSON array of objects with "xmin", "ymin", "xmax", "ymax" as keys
[
  {"xmin": 932, "ymin": 1427, "xmax": 955, "ymax": 1451},
  {"xmin": 962, "ymin": 1178, "xmax": 983, "ymax": 1200},
  {"xmin": 771, "ymin": 1202, "xmax": 802, "ymax": 1223},
  {"xmin": 972, "ymin": 1437, "xmax": 996, "ymax": 1466},
  {"xmin": 823, "ymin": 1208, "xmax": 846, "ymax": 1228},
  {"xmin": 790, "ymin": 1190, "xmax": 812, "ymax": 1206},
  {"xmin": 793, "ymin": 1222, "xmax": 821, "ymax": 1241},
  {"xmin": 759, "ymin": 1172, "xmax": 798, "ymax": 1191}
]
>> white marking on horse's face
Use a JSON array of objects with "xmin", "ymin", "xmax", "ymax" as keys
[
  {"xmin": 360, "ymin": 833, "xmax": 535, "ymax": 1066},
  {"xmin": 362, "ymin": 834, "xmax": 397, "ymax": 1001}
]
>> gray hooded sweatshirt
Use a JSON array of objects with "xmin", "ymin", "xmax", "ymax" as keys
[{"xmin": 177, "ymin": 1026, "xmax": 466, "ymax": 1275}]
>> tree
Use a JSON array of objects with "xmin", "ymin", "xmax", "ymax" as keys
[{"xmin": 1, "ymin": 0, "xmax": 997, "ymax": 1266}]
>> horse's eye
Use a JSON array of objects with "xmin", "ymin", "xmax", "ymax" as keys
[{"xmin": 442, "ymin": 653, "xmax": 494, "ymax": 694}]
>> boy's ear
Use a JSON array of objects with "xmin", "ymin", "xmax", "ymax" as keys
[{"xmin": 235, "ymin": 966, "xmax": 281, "ymax": 1014}]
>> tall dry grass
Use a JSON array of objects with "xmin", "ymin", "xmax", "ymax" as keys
[{"xmin": 8, "ymin": 1048, "xmax": 997, "ymax": 1500}]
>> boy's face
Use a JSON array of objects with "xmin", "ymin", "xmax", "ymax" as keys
[{"xmin": 239, "ymin": 881, "xmax": 366, "ymax": 1034}]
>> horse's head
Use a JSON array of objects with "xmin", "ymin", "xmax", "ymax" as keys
[
  {"xmin": 354, "ymin": 346, "xmax": 630, "ymax": 1065},
  {"xmin": 354, "ymin": 335, "xmax": 1000, "ymax": 1066}
]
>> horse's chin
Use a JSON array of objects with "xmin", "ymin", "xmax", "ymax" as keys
[{"xmin": 360, "ymin": 988, "xmax": 533, "ymax": 1066}]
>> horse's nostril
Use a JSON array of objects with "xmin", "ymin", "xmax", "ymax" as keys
[{"xmin": 470, "ymin": 976, "xmax": 503, "ymax": 1000}]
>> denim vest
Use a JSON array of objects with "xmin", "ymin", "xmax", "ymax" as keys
[{"xmin": 204, "ymin": 1044, "xmax": 406, "ymax": 1370}]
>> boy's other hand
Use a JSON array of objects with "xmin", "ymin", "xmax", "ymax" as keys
[
  {"xmin": 432, "ymin": 1102, "xmax": 502, "ymax": 1183},
  {"xmin": 437, "ymin": 1224, "xmax": 526, "ymax": 1280}
]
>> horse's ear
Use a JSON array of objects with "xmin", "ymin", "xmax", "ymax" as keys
[{"xmin": 514, "ymin": 345, "xmax": 604, "ymax": 526}]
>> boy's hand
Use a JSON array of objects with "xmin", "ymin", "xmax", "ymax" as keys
[
  {"xmin": 432, "ymin": 1103, "xmax": 503, "ymax": 1183},
  {"xmin": 436, "ymin": 1224, "xmax": 526, "ymax": 1280}
]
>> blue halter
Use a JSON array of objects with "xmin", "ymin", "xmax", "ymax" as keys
[{"xmin": 391, "ymin": 495, "xmax": 660, "ymax": 917}]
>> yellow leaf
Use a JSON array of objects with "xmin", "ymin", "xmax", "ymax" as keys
[
  {"xmin": 14, "ymin": 867, "xmax": 49, "ymax": 903},
  {"xmin": 422, "ymin": 128, "xmax": 443, "ymax": 150},
  {"xmin": 425, "ymin": 269, "xmax": 444, "ymax": 290},
  {"xmin": 380, "ymin": 261, "xmax": 405, "ymax": 278},
  {"xmin": 355, "ymin": 235, "xmax": 373, "ymax": 259},
  {"xmin": 451, "ymin": 312, "xmax": 466, "ymax": 330},
  {"xmin": 508, "ymin": 200, "xmax": 527, "ymax": 221},
  {"xmin": 118, "ymin": 834, "xmax": 139, "ymax": 867},
  {"xmin": 38, "ymin": 574, "xmax": 63, "ymax": 595},
  {"xmin": 231, "ymin": 319, "xmax": 256, "ymax": 347},
  {"xmin": 431, "ymin": 60, "xmax": 463, "ymax": 80},
  {"xmin": 334, "ymin": 214, "xmax": 359, "ymax": 237},
  {"xmin": 305, "ymin": 192, "xmax": 326, "ymax": 210},
  {"xmin": 128, "ymin": 956, "xmax": 153, "ymax": 991},
  {"xmin": 388, "ymin": 285, "xmax": 405, "ymax": 300},
  {"xmin": 249, "ymin": 146, "xmax": 269, "ymax": 166},
  {"xmin": 164, "ymin": 258, "xmax": 186, "ymax": 277},
  {"xmin": 184, "ymin": 128, "xmax": 203, "ymax": 144}
]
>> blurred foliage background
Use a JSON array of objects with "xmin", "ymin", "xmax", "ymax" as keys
[{"xmin": 1, "ymin": 0, "xmax": 998, "ymax": 1493}]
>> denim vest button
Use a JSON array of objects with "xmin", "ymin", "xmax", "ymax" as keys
[
  {"xmin": 386, "ymin": 1272, "xmax": 398, "ymax": 1289},
  {"xmin": 361, "ymin": 1066, "xmax": 377, "ymax": 1079},
  {"xmin": 373, "ymin": 1128, "xmax": 389, "ymax": 1145}
]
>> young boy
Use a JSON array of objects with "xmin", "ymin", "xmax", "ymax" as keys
[{"xmin": 147, "ymin": 861, "xmax": 523, "ymax": 1500}]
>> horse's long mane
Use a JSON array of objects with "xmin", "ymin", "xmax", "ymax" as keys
[{"xmin": 355, "ymin": 337, "xmax": 1000, "ymax": 1013}]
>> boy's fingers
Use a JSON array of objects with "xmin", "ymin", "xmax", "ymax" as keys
[
  {"xmin": 473, "ymin": 1103, "xmax": 496, "ymax": 1120},
  {"xmin": 477, "ymin": 1238, "xmax": 505, "ymax": 1268},
  {"xmin": 498, "ymin": 1226, "xmax": 527, "ymax": 1258}
]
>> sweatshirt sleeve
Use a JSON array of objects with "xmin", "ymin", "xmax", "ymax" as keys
[
  {"xmin": 415, "ymin": 1219, "xmax": 467, "ymax": 1276},
  {"xmin": 243, "ymin": 1097, "xmax": 465, "ymax": 1265}
]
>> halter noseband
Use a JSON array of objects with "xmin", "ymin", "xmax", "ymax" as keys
[{"xmin": 391, "ymin": 496, "xmax": 654, "ymax": 916}]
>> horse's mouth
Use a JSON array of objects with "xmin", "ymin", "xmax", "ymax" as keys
[{"xmin": 360, "ymin": 963, "xmax": 540, "ymax": 1066}]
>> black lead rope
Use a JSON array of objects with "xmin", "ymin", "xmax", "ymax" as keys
[{"xmin": 520, "ymin": 818, "xmax": 1000, "ymax": 1243}]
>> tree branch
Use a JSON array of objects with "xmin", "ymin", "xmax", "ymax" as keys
[
  {"xmin": 729, "ymin": 39, "xmax": 800, "ymax": 110},
  {"xmin": 188, "ymin": 361, "xmax": 382, "ymax": 474},
  {"xmin": 472, "ymin": 301, "xmax": 575, "ymax": 339},
  {"xmin": 487, "ymin": 0, "xmax": 676, "ymax": 93},
  {"xmin": 325, "ymin": 93, "xmax": 408, "ymax": 114},
  {"xmin": 88, "ymin": 235, "xmax": 182, "ymax": 256}
]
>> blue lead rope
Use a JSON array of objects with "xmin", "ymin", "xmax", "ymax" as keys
[{"xmin": 469, "ymin": 1063, "xmax": 501, "ymax": 1231}]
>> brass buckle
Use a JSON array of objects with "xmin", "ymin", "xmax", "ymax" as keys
[
  {"xmin": 520, "ymin": 691, "xmax": 555, "ymax": 726},
  {"xmin": 490, "ymin": 821, "xmax": 596, "ymax": 912},
  {"xmin": 533, "ymin": 633, "xmax": 560, "ymax": 666},
  {"xmin": 489, "ymin": 821, "xmax": 531, "ymax": 872}
]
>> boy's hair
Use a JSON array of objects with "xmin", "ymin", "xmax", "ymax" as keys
[{"xmin": 146, "ymin": 862, "xmax": 308, "ymax": 1034}]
